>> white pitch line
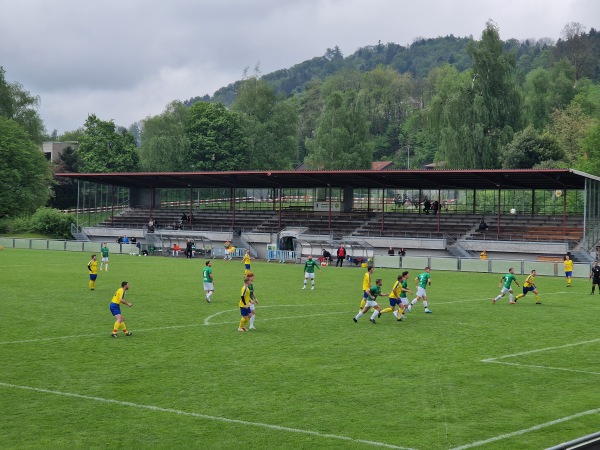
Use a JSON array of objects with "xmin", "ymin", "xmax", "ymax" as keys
[
  {"xmin": 0, "ymin": 309, "xmax": 353, "ymax": 346},
  {"xmin": 482, "ymin": 360, "xmax": 600, "ymax": 376},
  {"xmin": 481, "ymin": 338, "xmax": 600, "ymax": 362},
  {"xmin": 449, "ymin": 408, "xmax": 600, "ymax": 450},
  {"xmin": 0, "ymin": 381, "xmax": 415, "ymax": 450}
]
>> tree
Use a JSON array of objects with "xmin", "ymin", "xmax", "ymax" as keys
[
  {"xmin": 78, "ymin": 114, "xmax": 140, "ymax": 173},
  {"xmin": 547, "ymin": 102, "xmax": 595, "ymax": 163},
  {"xmin": 49, "ymin": 145, "xmax": 81, "ymax": 209},
  {"xmin": 577, "ymin": 123, "xmax": 600, "ymax": 176},
  {"xmin": 501, "ymin": 126, "xmax": 564, "ymax": 168},
  {"xmin": 304, "ymin": 90, "xmax": 373, "ymax": 169},
  {"xmin": 186, "ymin": 102, "xmax": 245, "ymax": 171},
  {"xmin": 429, "ymin": 22, "xmax": 522, "ymax": 169},
  {"xmin": 232, "ymin": 71, "xmax": 298, "ymax": 170},
  {"xmin": 0, "ymin": 66, "xmax": 46, "ymax": 144},
  {"xmin": 139, "ymin": 101, "xmax": 191, "ymax": 171},
  {"xmin": 0, "ymin": 117, "xmax": 52, "ymax": 217},
  {"xmin": 554, "ymin": 22, "xmax": 594, "ymax": 84}
]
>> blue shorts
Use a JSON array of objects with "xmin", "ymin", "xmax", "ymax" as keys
[
  {"xmin": 363, "ymin": 291, "xmax": 369, "ymax": 299},
  {"xmin": 109, "ymin": 303, "xmax": 121, "ymax": 316},
  {"xmin": 240, "ymin": 307, "xmax": 251, "ymax": 317},
  {"xmin": 565, "ymin": 271, "xmax": 572, "ymax": 277},
  {"xmin": 389, "ymin": 298, "xmax": 400, "ymax": 307},
  {"xmin": 90, "ymin": 274, "xmax": 97, "ymax": 281},
  {"xmin": 245, "ymin": 264, "xmax": 250, "ymax": 270},
  {"xmin": 522, "ymin": 286, "xmax": 535, "ymax": 295}
]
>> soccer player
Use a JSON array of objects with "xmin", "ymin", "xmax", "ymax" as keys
[
  {"xmin": 247, "ymin": 272, "xmax": 259, "ymax": 330},
  {"xmin": 203, "ymin": 260, "xmax": 214, "ymax": 303},
  {"xmin": 359, "ymin": 266, "xmax": 374, "ymax": 310},
  {"xmin": 87, "ymin": 254, "xmax": 98, "ymax": 290},
  {"xmin": 380, "ymin": 271, "xmax": 411, "ymax": 321},
  {"xmin": 353, "ymin": 278, "xmax": 388, "ymax": 324},
  {"xmin": 590, "ymin": 260, "xmax": 600, "ymax": 294},
  {"xmin": 242, "ymin": 249, "xmax": 253, "ymax": 276},
  {"xmin": 100, "ymin": 243, "xmax": 109, "ymax": 271},
  {"xmin": 110, "ymin": 281, "xmax": 132, "ymax": 338},
  {"xmin": 564, "ymin": 255, "xmax": 573, "ymax": 287},
  {"xmin": 408, "ymin": 267, "xmax": 433, "ymax": 313},
  {"xmin": 302, "ymin": 255, "xmax": 321, "ymax": 290},
  {"xmin": 492, "ymin": 268, "xmax": 520, "ymax": 304},
  {"xmin": 515, "ymin": 269, "xmax": 541, "ymax": 304},
  {"xmin": 238, "ymin": 276, "xmax": 252, "ymax": 332}
]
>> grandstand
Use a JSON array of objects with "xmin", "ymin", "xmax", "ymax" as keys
[{"xmin": 58, "ymin": 169, "xmax": 600, "ymax": 263}]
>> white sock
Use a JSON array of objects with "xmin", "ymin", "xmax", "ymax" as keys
[
  {"xmin": 393, "ymin": 310, "xmax": 398, "ymax": 318},
  {"xmin": 423, "ymin": 301, "xmax": 428, "ymax": 309},
  {"xmin": 370, "ymin": 310, "xmax": 379, "ymax": 320},
  {"xmin": 355, "ymin": 311, "xmax": 363, "ymax": 320},
  {"xmin": 249, "ymin": 315, "xmax": 255, "ymax": 327},
  {"xmin": 207, "ymin": 291, "xmax": 213, "ymax": 300},
  {"xmin": 303, "ymin": 280, "xmax": 307, "ymax": 287},
  {"xmin": 311, "ymin": 282, "xmax": 315, "ymax": 287},
  {"xmin": 411, "ymin": 298, "xmax": 417, "ymax": 305},
  {"xmin": 105, "ymin": 264, "xmax": 108, "ymax": 270},
  {"xmin": 509, "ymin": 294, "xmax": 514, "ymax": 301}
]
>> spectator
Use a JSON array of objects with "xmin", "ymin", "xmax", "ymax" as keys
[
  {"xmin": 432, "ymin": 200, "xmax": 439, "ymax": 214},
  {"xmin": 181, "ymin": 212, "xmax": 188, "ymax": 222},
  {"xmin": 322, "ymin": 249, "xmax": 332, "ymax": 265},
  {"xmin": 191, "ymin": 240, "xmax": 196, "ymax": 258},
  {"xmin": 388, "ymin": 247, "xmax": 395, "ymax": 256},
  {"xmin": 480, "ymin": 250, "xmax": 488, "ymax": 260},
  {"xmin": 336, "ymin": 245, "xmax": 346, "ymax": 267},
  {"xmin": 117, "ymin": 236, "xmax": 123, "ymax": 244},
  {"xmin": 186, "ymin": 239, "xmax": 193, "ymax": 259},
  {"xmin": 189, "ymin": 212, "xmax": 194, "ymax": 222},
  {"xmin": 478, "ymin": 219, "xmax": 488, "ymax": 231},
  {"xmin": 148, "ymin": 219, "xmax": 154, "ymax": 233},
  {"xmin": 398, "ymin": 248, "xmax": 406, "ymax": 257},
  {"xmin": 122, "ymin": 235, "xmax": 129, "ymax": 244},
  {"xmin": 172, "ymin": 244, "xmax": 181, "ymax": 257},
  {"xmin": 423, "ymin": 199, "xmax": 431, "ymax": 214}
]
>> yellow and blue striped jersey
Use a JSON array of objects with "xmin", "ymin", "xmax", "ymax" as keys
[
  {"xmin": 111, "ymin": 288, "xmax": 125, "ymax": 305},
  {"xmin": 239, "ymin": 285, "xmax": 252, "ymax": 307}
]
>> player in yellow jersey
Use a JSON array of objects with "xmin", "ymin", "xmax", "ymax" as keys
[
  {"xmin": 110, "ymin": 281, "xmax": 133, "ymax": 337},
  {"xmin": 564, "ymin": 255, "xmax": 573, "ymax": 287},
  {"xmin": 514, "ymin": 269, "xmax": 541, "ymax": 304},
  {"xmin": 242, "ymin": 249, "xmax": 253, "ymax": 276},
  {"xmin": 359, "ymin": 266, "xmax": 374, "ymax": 310},
  {"xmin": 238, "ymin": 277, "xmax": 253, "ymax": 332},
  {"xmin": 380, "ymin": 271, "xmax": 411, "ymax": 321},
  {"xmin": 87, "ymin": 254, "xmax": 98, "ymax": 290}
]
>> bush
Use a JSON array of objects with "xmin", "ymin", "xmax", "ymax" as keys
[
  {"xmin": 28, "ymin": 208, "xmax": 75, "ymax": 239},
  {"xmin": 10, "ymin": 216, "xmax": 32, "ymax": 233}
]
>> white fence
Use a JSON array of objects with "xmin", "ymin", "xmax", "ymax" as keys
[{"xmin": 0, "ymin": 238, "xmax": 138, "ymax": 255}]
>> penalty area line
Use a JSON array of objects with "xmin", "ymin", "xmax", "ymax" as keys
[
  {"xmin": 0, "ymin": 381, "xmax": 415, "ymax": 450},
  {"xmin": 449, "ymin": 408, "xmax": 600, "ymax": 450}
]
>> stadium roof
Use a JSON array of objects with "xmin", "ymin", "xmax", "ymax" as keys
[{"xmin": 56, "ymin": 169, "xmax": 599, "ymax": 190}]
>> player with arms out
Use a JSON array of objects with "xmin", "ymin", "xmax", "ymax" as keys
[
  {"xmin": 238, "ymin": 277, "xmax": 252, "ymax": 332},
  {"xmin": 353, "ymin": 278, "xmax": 388, "ymax": 324},
  {"xmin": 590, "ymin": 260, "xmax": 600, "ymax": 295},
  {"xmin": 514, "ymin": 269, "xmax": 541, "ymax": 304},
  {"xmin": 100, "ymin": 243, "xmax": 109, "ymax": 271},
  {"xmin": 564, "ymin": 255, "xmax": 573, "ymax": 287},
  {"xmin": 301, "ymin": 255, "xmax": 321, "ymax": 290},
  {"xmin": 408, "ymin": 267, "xmax": 432, "ymax": 313},
  {"xmin": 110, "ymin": 281, "xmax": 132, "ymax": 338},
  {"xmin": 88, "ymin": 254, "xmax": 98, "ymax": 290},
  {"xmin": 493, "ymin": 268, "xmax": 520, "ymax": 304},
  {"xmin": 203, "ymin": 260, "xmax": 214, "ymax": 303}
]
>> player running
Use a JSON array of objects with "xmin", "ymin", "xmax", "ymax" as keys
[
  {"xmin": 242, "ymin": 249, "xmax": 253, "ymax": 276},
  {"xmin": 380, "ymin": 271, "xmax": 411, "ymax": 321},
  {"xmin": 514, "ymin": 269, "xmax": 541, "ymax": 304},
  {"xmin": 493, "ymin": 268, "xmax": 520, "ymax": 304},
  {"xmin": 353, "ymin": 278, "xmax": 388, "ymax": 324},
  {"xmin": 359, "ymin": 266, "xmax": 374, "ymax": 310},
  {"xmin": 408, "ymin": 267, "xmax": 432, "ymax": 313},
  {"xmin": 110, "ymin": 281, "xmax": 133, "ymax": 338}
]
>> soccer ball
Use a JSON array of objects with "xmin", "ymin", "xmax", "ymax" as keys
[{"xmin": 555, "ymin": 190, "xmax": 563, "ymax": 197}]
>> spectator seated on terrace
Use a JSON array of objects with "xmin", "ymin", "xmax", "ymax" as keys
[
  {"xmin": 148, "ymin": 219, "xmax": 155, "ymax": 233},
  {"xmin": 172, "ymin": 244, "xmax": 181, "ymax": 257},
  {"xmin": 322, "ymin": 249, "xmax": 332, "ymax": 265},
  {"xmin": 478, "ymin": 219, "xmax": 488, "ymax": 230},
  {"xmin": 388, "ymin": 247, "xmax": 395, "ymax": 256}
]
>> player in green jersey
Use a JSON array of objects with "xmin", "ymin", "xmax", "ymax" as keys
[
  {"xmin": 353, "ymin": 279, "xmax": 388, "ymax": 324},
  {"xmin": 202, "ymin": 260, "xmax": 214, "ymax": 303},
  {"xmin": 302, "ymin": 256, "xmax": 321, "ymax": 290},
  {"xmin": 100, "ymin": 243, "xmax": 109, "ymax": 271},
  {"xmin": 492, "ymin": 268, "xmax": 520, "ymax": 304},
  {"xmin": 408, "ymin": 267, "xmax": 432, "ymax": 313}
]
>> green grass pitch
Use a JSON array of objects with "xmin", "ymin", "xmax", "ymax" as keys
[{"xmin": 0, "ymin": 248, "xmax": 598, "ymax": 449}]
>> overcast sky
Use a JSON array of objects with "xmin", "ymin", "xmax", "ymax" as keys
[{"xmin": 1, "ymin": 0, "xmax": 598, "ymax": 135}]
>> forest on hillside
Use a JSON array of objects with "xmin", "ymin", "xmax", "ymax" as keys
[{"xmin": 2, "ymin": 21, "xmax": 600, "ymax": 213}]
